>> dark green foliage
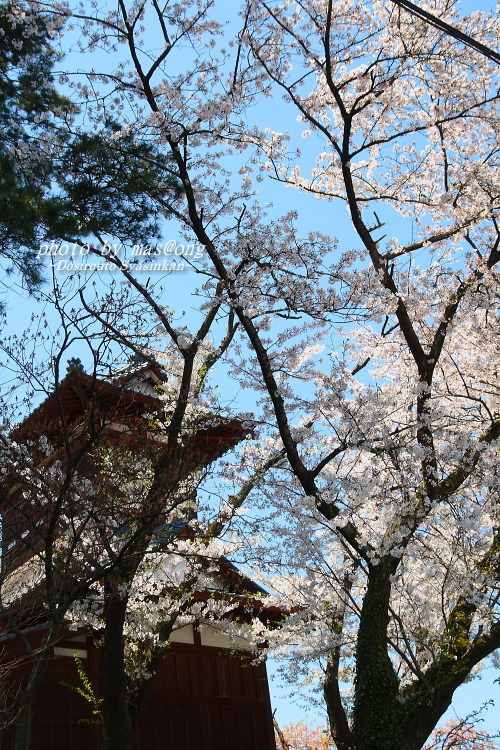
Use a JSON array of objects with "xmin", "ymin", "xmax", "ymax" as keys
[
  {"xmin": 0, "ymin": 3, "xmax": 181, "ymax": 294},
  {"xmin": 58, "ymin": 120, "xmax": 181, "ymax": 243},
  {"xmin": 0, "ymin": 2, "xmax": 74, "ymax": 290}
]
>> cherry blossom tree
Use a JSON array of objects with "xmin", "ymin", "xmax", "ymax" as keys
[
  {"xmin": 274, "ymin": 718, "xmax": 334, "ymax": 750},
  {"xmin": 424, "ymin": 716, "xmax": 499, "ymax": 750},
  {"xmin": 237, "ymin": 4, "xmax": 500, "ymax": 750},
  {"xmin": 0, "ymin": 286, "xmax": 260, "ymax": 750},
  {"xmin": 2, "ymin": 1, "xmax": 499, "ymax": 749}
]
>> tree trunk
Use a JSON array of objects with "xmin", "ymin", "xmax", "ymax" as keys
[
  {"xmin": 13, "ymin": 699, "xmax": 32, "ymax": 750},
  {"xmin": 352, "ymin": 560, "xmax": 403, "ymax": 750},
  {"xmin": 323, "ymin": 647, "xmax": 353, "ymax": 750},
  {"xmin": 10, "ymin": 619, "xmax": 63, "ymax": 750},
  {"xmin": 101, "ymin": 593, "xmax": 133, "ymax": 750}
]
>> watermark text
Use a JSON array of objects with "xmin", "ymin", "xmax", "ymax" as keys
[{"xmin": 36, "ymin": 239, "xmax": 204, "ymax": 272}]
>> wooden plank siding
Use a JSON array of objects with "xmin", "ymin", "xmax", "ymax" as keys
[{"xmin": 1, "ymin": 638, "xmax": 276, "ymax": 750}]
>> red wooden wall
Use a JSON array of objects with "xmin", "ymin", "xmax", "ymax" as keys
[{"xmin": 2, "ymin": 638, "xmax": 276, "ymax": 750}]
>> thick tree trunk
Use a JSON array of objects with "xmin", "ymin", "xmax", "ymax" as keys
[
  {"xmin": 101, "ymin": 593, "xmax": 133, "ymax": 750},
  {"xmin": 13, "ymin": 700, "xmax": 32, "ymax": 750},
  {"xmin": 352, "ymin": 560, "xmax": 403, "ymax": 750}
]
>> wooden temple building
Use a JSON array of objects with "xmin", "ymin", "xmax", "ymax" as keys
[{"xmin": 0, "ymin": 359, "xmax": 277, "ymax": 749}]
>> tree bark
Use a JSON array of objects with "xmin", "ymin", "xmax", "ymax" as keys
[
  {"xmin": 324, "ymin": 645, "xmax": 353, "ymax": 750},
  {"xmin": 352, "ymin": 560, "xmax": 403, "ymax": 750},
  {"xmin": 101, "ymin": 592, "xmax": 133, "ymax": 750},
  {"xmin": 10, "ymin": 619, "xmax": 63, "ymax": 750},
  {"xmin": 13, "ymin": 700, "xmax": 32, "ymax": 750}
]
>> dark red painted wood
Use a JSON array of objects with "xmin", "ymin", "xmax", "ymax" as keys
[{"xmin": 1, "ymin": 636, "xmax": 275, "ymax": 750}]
